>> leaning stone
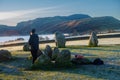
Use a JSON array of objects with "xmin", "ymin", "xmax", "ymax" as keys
[
  {"xmin": 44, "ymin": 45, "xmax": 52, "ymax": 59},
  {"xmin": 54, "ymin": 31, "xmax": 66, "ymax": 48},
  {"xmin": 0, "ymin": 50, "xmax": 12, "ymax": 61},
  {"xmin": 88, "ymin": 32, "xmax": 98, "ymax": 47},
  {"xmin": 52, "ymin": 47, "xmax": 60, "ymax": 60}
]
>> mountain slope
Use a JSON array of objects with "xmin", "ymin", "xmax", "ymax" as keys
[
  {"xmin": 0, "ymin": 14, "xmax": 120, "ymax": 36},
  {"xmin": 16, "ymin": 14, "xmax": 91, "ymax": 35},
  {"xmin": 51, "ymin": 16, "xmax": 120, "ymax": 33},
  {"xmin": 0, "ymin": 25, "xmax": 19, "ymax": 36}
]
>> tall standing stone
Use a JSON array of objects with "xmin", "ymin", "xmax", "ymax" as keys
[
  {"xmin": 55, "ymin": 32, "xmax": 66, "ymax": 48},
  {"xmin": 88, "ymin": 32, "xmax": 98, "ymax": 47}
]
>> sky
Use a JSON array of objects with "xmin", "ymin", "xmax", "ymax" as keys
[{"xmin": 0, "ymin": 0, "xmax": 119, "ymax": 26}]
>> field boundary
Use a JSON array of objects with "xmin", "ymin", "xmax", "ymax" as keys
[{"xmin": 0, "ymin": 33, "xmax": 120, "ymax": 47}]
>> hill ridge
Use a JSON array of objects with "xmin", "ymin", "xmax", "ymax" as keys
[{"xmin": 0, "ymin": 14, "xmax": 120, "ymax": 36}]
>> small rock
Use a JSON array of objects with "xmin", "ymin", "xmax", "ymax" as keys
[
  {"xmin": 23, "ymin": 43, "xmax": 31, "ymax": 51},
  {"xmin": 0, "ymin": 50, "xmax": 12, "ymax": 61}
]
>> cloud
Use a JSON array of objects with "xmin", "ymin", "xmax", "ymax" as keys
[
  {"xmin": 0, "ymin": 7, "xmax": 55, "ymax": 20},
  {"xmin": 0, "ymin": 6, "xmax": 75, "ymax": 26},
  {"xmin": 0, "ymin": 7, "xmax": 58, "ymax": 26}
]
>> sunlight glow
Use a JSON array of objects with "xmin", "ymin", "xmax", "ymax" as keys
[{"xmin": 0, "ymin": 7, "xmax": 55, "ymax": 20}]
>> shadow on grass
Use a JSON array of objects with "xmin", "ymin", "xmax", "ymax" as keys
[
  {"xmin": 0, "ymin": 53, "xmax": 31, "ymax": 76},
  {"xmin": 26, "ymin": 61, "xmax": 120, "ymax": 80},
  {"xmin": 0, "ymin": 60, "xmax": 23, "ymax": 76}
]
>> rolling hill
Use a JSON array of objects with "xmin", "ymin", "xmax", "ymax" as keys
[{"xmin": 0, "ymin": 14, "xmax": 120, "ymax": 36}]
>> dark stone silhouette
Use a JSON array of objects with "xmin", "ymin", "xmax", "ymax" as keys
[{"xmin": 93, "ymin": 58, "xmax": 104, "ymax": 65}]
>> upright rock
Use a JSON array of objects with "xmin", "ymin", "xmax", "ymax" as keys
[
  {"xmin": 0, "ymin": 50, "xmax": 12, "ymax": 61},
  {"xmin": 55, "ymin": 31, "xmax": 66, "ymax": 48},
  {"xmin": 44, "ymin": 45, "xmax": 52, "ymax": 59},
  {"xmin": 55, "ymin": 50, "xmax": 71, "ymax": 66},
  {"xmin": 23, "ymin": 43, "xmax": 30, "ymax": 51},
  {"xmin": 52, "ymin": 47, "xmax": 60, "ymax": 60},
  {"xmin": 88, "ymin": 32, "xmax": 98, "ymax": 47}
]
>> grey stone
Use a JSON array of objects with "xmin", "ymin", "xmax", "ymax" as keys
[
  {"xmin": 52, "ymin": 47, "xmax": 60, "ymax": 60},
  {"xmin": 44, "ymin": 45, "xmax": 52, "ymax": 59},
  {"xmin": 34, "ymin": 54, "xmax": 51, "ymax": 65},
  {"xmin": 0, "ymin": 50, "xmax": 12, "ymax": 61},
  {"xmin": 55, "ymin": 50, "xmax": 71, "ymax": 64},
  {"xmin": 55, "ymin": 31, "xmax": 66, "ymax": 48},
  {"xmin": 88, "ymin": 32, "xmax": 98, "ymax": 47}
]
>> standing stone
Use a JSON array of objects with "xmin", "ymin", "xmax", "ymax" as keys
[
  {"xmin": 55, "ymin": 50, "xmax": 71, "ymax": 66},
  {"xmin": 44, "ymin": 45, "xmax": 52, "ymax": 59},
  {"xmin": 52, "ymin": 47, "xmax": 60, "ymax": 60},
  {"xmin": 0, "ymin": 50, "xmax": 12, "ymax": 61},
  {"xmin": 88, "ymin": 32, "xmax": 98, "ymax": 47},
  {"xmin": 55, "ymin": 31, "xmax": 66, "ymax": 48},
  {"xmin": 23, "ymin": 43, "xmax": 30, "ymax": 51}
]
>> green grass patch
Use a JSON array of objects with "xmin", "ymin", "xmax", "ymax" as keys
[{"xmin": 0, "ymin": 45, "xmax": 120, "ymax": 80}]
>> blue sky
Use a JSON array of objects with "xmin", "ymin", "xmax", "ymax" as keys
[{"xmin": 0, "ymin": 0, "xmax": 119, "ymax": 26}]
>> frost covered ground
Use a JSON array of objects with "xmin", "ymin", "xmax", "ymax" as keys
[{"xmin": 0, "ymin": 41, "xmax": 120, "ymax": 80}]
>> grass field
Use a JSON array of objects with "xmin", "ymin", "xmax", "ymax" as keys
[{"xmin": 0, "ymin": 44, "xmax": 120, "ymax": 80}]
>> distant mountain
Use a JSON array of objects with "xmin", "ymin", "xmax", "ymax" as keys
[
  {"xmin": 50, "ymin": 16, "xmax": 120, "ymax": 33},
  {"xmin": 16, "ymin": 14, "xmax": 91, "ymax": 35},
  {"xmin": 0, "ymin": 25, "xmax": 19, "ymax": 36},
  {"xmin": 0, "ymin": 14, "xmax": 120, "ymax": 36}
]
